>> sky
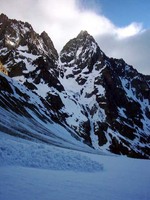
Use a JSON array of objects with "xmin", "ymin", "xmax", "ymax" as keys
[{"xmin": 0, "ymin": 0, "xmax": 150, "ymax": 75}]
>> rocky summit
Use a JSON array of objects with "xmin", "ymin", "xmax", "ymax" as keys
[{"xmin": 0, "ymin": 14, "xmax": 150, "ymax": 158}]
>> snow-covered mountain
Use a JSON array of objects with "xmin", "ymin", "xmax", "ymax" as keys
[{"xmin": 0, "ymin": 14, "xmax": 150, "ymax": 159}]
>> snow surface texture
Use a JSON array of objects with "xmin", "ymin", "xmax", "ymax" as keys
[
  {"xmin": 0, "ymin": 133, "xmax": 102, "ymax": 172},
  {"xmin": 0, "ymin": 133, "xmax": 150, "ymax": 200}
]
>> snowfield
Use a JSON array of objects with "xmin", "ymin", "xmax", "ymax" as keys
[
  {"xmin": 0, "ymin": 133, "xmax": 150, "ymax": 200},
  {"xmin": 0, "ymin": 133, "xmax": 102, "ymax": 172}
]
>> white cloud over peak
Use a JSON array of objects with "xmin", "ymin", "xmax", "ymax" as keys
[
  {"xmin": 0, "ymin": 0, "xmax": 149, "ymax": 74},
  {"xmin": 116, "ymin": 23, "xmax": 144, "ymax": 39}
]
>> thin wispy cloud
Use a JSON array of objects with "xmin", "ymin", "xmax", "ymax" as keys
[{"xmin": 0, "ymin": 0, "xmax": 149, "ymax": 74}]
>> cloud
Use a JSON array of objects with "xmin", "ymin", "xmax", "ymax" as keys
[
  {"xmin": 95, "ymin": 30, "xmax": 150, "ymax": 75},
  {"xmin": 116, "ymin": 23, "xmax": 144, "ymax": 38},
  {"xmin": 0, "ymin": 0, "xmax": 149, "ymax": 74}
]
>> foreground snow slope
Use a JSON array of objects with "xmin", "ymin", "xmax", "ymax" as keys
[
  {"xmin": 0, "ymin": 133, "xmax": 103, "ymax": 171},
  {"xmin": 0, "ymin": 133, "xmax": 150, "ymax": 200}
]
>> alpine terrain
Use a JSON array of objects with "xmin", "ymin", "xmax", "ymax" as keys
[{"xmin": 0, "ymin": 13, "xmax": 150, "ymax": 159}]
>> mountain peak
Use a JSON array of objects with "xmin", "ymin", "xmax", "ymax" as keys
[
  {"xmin": 0, "ymin": 13, "xmax": 8, "ymax": 21},
  {"xmin": 77, "ymin": 30, "xmax": 89, "ymax": 37},
  {"xmin": 40, "ymin": 31, "xmax": 58, "ymax": 59},
  {"xmin": 61, "ymin": 30, "xmax": 99, "ymax": 55},
  {"xmin": 76, "ymin": 30, "xmax": 96, "ymax": 43}
]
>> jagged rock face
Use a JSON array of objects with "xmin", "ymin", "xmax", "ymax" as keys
[
  {"xmin": 0, "ymin": 14, "xmax": 58, "ymax": 58},
  {"xmin": 60, "ymin": 31, "xmax": 106, "ymax": 77},
  {"xmin": 0, "ymin": 15, "xmax": 150, "ymax": 158},
  {"xmin": 60, "ymin": 31, "xmax": 150, "ymax": 158},
  {"xmin": 100, "ymin": 61, "xmax": 150, "ymax": 158},
  {"xmin": 0, "ymin": 13, "xmax": 67, "ymax": 127},
  {"xmin": 0, "ymin": 13, "xmax": 59, "ymax": 88},
  {"xmin": 0, "ymin": 13, "xmax": 64, "ymax": 97}
]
